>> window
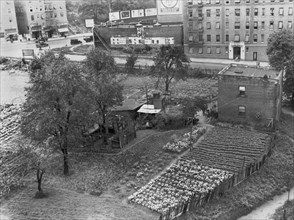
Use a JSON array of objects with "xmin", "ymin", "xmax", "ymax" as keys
[
  {"xmin": 261, "ymin": 34, "xmax": 265, "ymax": 42},
  {"xmin": 235, "ymin": 9, "xmax": 240, "ymax": 16},
  {"xmin": 235, "ymin": 22, "xmax": 240, "ymax": 29},
  {"xmin": 31, "ymin": 15, "xmax": 34, "ymax": 20},
  {"xmin": 226, "ymin": 34, "xmax": 229, "ymax": 41},
  {"xmin": 246, "ymin": 0, "xmax": 250, "ymax": 2},
  {"xmin": 189, "ymin": 21, "xmax": 193, "ymax": 30},
  {"xmin": 262, "ymin": 8, "xmax": 265, "ymax": 16},
  {"xmin": 226, "ymin": 9, "xmax": 229, "ymax": 16},
  {"xmin": 216, "ymin": 9, "xmax": 220, "ymax": 17},
  {"xmin": 246, "ymin": 21, "xmax": 250, "ymax": 29},
  {"xmin": 235, "ymin": 0, "xmax": 241, "ymax": 3},
  {"xmin": 270, "ymin": 21, "xmax": 274, "ymax": 29},
  {"xmin": 278, "ymin": 21, "xmax": 283, "ymax": 29},
  {"xmin": 288, "ymin": 21, "xmax": 292, "ymax": 29},
  {"xmin": 270, "ymin": 8, "xmax": 274, "ymax": 16},
  {"xmin": 41, "ymin": 14, "xmax": 44, "ymax": 19},
  {"xmin": 199, "ymin": 34, "xmax": 203, "ymax": 41},
  {"xmin": 207, "ymin": 47, "xmax": 211, "ymax": 54},
  {"xmin": 216, "ymin": 0, "xmax": 220, "ymax": 4},
  {"xmin": 216, "ymin": 47, "xmax": 221, "ymax": 54},
  {"xmin": 238, "ymin": 106, "xmax": 246, "ymax": 115},
  {"xmin": 253, "ymin": 34, "xmax": 258, "ymax": 42},
  {"xmin": 198, "ymin": 10, "xmax": 203, "ymax": 17},
  {"xmin": 207, "ymin": 34, "xmax": 211, "ymax": 42},
  {"xmin": 189, "ymin": 10, "xmax": 193, "ymax": 18},
  {"xmin": 225, "ymin": 47, "xmax": 229, "ymax": 53},
  {"xmin": 279, "ymin": 8, "xmax": 284, "ymax": 15},
  {"xmin": 198, "ymin": 23, "xmax": 203, "ymax": 29},
  {"xmin": 226, "ymin": 22, "xmax": 229, "ymax": 29},
  {"xmin": 8, "ymin": 8, "xmax": 11, "ymax": 13},
  {"xmin": 254, "ymin": 0, "xmax": 258, "ymax": 3},
  {"xmin": 246, "ymin": 8, "xmax": 250, "ymax": 16},
  {"xmin": 207, "ymin": 22, "xmax": 211, "ymax": 29},
  {"xmin": 9, "ymin": 17, "xmax": 12, "ymax": 22},
  {"xmin": 206, "ymin": 9, "xmax": 211, "ymax": 17},
  {"xmin": 206, "ymin": 0, "xmax": 211, "ymax": 4},
  {"xmin": 199, "ymin": 47, "xmax": 203, "ymax": 54},
  {"xmin": 239, "ymin": 86, "xmax": 246, "ymax": 96},
  {"xmin": 254, "ymin": 21, "xmax": 258, "ymax": 29},
  {"xmin": 60, "ymin": 12, "xmax": 64, "ymax": 17},
  {"xmin": 261, "ymin": 21, "xmax": 265, "ymax": 29},
  {"xmin": 216, "ymin": 22, "xmax": 220, "ymax": 29},
  {"xmin": 216, "ymin": 35, "xmax": 220, "ymax": 42},
  {"xmin": 30, "ymin": 8, "xmax": 33, "ymax": 12},
  {"xmin": 225, "ymin": 0, "xmax": 230, "ymax": 4},
  {"xmin": 246, "ymin": 47, "xmax": 249, "ymax": 52},
  {"xmin": 245, "ymin": 34, "xmax": 249, "ymax": 42},
  {"xmin": 254, "ymin": 8, "xmax": 258, "ymax": 16},
  {"xmin": 289, "ymin": 7, "xmax": 293, "ymax": 15},
  {"xmin": 270, "ymin": 0, "xmax": 275, "ymax": 2},
  {"xmin": 189, "ymin": 35, "xmax": 193, "ymax": 42},
  {"xmin": 234, "ymin": 34, "xmax": 240, "ymax": 42}
]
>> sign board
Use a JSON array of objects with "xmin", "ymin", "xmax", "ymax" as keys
[
  {"xmin": 120, "ymin": 10, "xmax": 131, "ymax": 19},
  {"xmin": 85, "ymin": 19, "xmax": 94, "ymax": 28},
  {"xmin": 157, "ymin": 0, "xmax": 182, "ymax": 15},
  {"xmin": 131, "ymin": 9, "xmax": 144, "ymax": 18},
  {"xmin": 145, "ymin": 8, "xmax": 157, "ymax": 16},
  {"xmin": 22, "ymin": 49, "xmax": 34, "ymax": 58},
  {"xmin": 109, "ymin": 11, "xmax": 120, "ymax": 21}
]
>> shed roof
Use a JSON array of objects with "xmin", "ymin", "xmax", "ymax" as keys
[
  {"xmin": 137, "ymin": 104, "xmax": 161, "ymax": 114},
  {"xmin": 219, "ymin": 64, "xmax": 281, "ymax": 79},
  {"xmin": 112, "ymin": 99, "xmax": 144, "ymax": 111}
]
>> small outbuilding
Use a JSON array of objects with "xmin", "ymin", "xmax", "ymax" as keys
[{"xmin": 218, "ymin": 64, "xmax": 283, "ymax": 128}]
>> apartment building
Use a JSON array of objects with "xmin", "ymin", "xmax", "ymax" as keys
[
  {"xmin": 183, "ymin": 0, "xmax": 294, "ymax": 61},
  {"xmin": 0, "ymin": 0, "xmax": 19, "ymax": 39},
  {"xmin": 14, "ymin": 0, "xmax": 68, "ymax": 39}
]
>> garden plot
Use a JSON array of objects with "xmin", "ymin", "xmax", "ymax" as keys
[
  {"xmin": 128, "ymin": 126, "xmax": 272, "ymax": 218},
  {"xmin": 183, "ymin": 127, "xmax": 272, "ymax": 172}
]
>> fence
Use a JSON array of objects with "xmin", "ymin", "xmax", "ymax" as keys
[{"xmin": 158, "ymin": 133, "xmax": 276, "ymax": 220}]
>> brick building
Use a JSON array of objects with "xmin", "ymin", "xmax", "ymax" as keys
[
  {"xmin": 0, "ymin": 0, "xmax": 18, "ymax": 39},
  {"xmin": 183, "ymin": 0, "xmax": 294, "ymax": 61},
  {"xmin": 14, "ymin": 0, "xmax": 68, "ymax": 39},
  {"xmin": 218, "ymin": 64, "xmax": 283, "ymax": 128}
]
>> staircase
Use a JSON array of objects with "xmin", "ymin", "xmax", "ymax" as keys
[{"xmin": 93, "ymin": 28, "xmax": 110, "ymax": 51}]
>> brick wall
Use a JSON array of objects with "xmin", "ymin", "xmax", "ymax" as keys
[{"xmin": 218, "ymin": 75, "xmax": 279, "ymax": 127}]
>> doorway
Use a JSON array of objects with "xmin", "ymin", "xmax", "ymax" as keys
[
  {"xmin": 253, "ymin": 52, "xmax": 257, "ymax": 61},
  {"xmin": 233, "ymin": 47, "xmax": 241, "ymax": 59}
]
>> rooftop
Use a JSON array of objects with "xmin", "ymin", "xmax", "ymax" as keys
[{"xmin": 219, "ymin": 64, "xmax": 281, "ymax": 79}]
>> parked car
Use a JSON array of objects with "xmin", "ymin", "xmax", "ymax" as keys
[
  {"xmin": 70, "ymin": 39, "xmax": 82, "ymax": 45},
  {"xmin": 5, "ymin": 34, "xmax": 18, "ymax": 42},
  {"xmin": 84, "ymin": 36, "xmax": 93, "ymax": 42},
  {"xmin": 36, "ymin": 40, "xmax": 49, "ymax": 48}
]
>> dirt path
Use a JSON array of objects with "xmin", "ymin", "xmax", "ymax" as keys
[{"xmin": 238, "ymin": 187, "xmax": 294, "ymax": 220}]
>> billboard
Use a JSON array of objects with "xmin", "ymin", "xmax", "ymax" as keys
[
  {"xmin": 85, "ymin": 19, "xmax": 94, "ymax": 28},
  {"xmin": 120, "ymin": 10, "xmax": 131, "ymax": 19},
  {"xmin": 157, "ymin": 0, "xmax": 182, "ymax": 15},
  {"xmin": 109, "ymin": 12, "xmax": 120, "ymax": 21},
  {"xmin": 131, "ymin": 9, "xmax": 144, "ymax": 18},
  {"xmin": 145, "ymin": 8, "xmax": 157, "ymax": 16}
]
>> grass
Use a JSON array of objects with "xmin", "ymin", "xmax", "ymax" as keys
[{"xmin": 72, "ymin": 44, "xmax": 93, "ymax": 54}]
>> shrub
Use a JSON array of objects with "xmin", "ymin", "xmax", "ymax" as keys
[{"xmin": 0, "ymin": 57, "xmax": 9, "ymax": 64}]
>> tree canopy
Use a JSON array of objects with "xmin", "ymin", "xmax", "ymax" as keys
[
  {"xmin": 267, "ymin": 30, "xmax": 294, "ymax": 102},
  {"xmin": 22, "ymin": 51, "xmax": 94, "ymax": 175},
  {"xmin": 151, "ymin": 45, "xmax": 189, "ymax": 94}
]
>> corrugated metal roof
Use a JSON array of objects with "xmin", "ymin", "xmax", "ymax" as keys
[{"xmin": 137, "ymin": 104, "xmax": 161, "ymax": 114}]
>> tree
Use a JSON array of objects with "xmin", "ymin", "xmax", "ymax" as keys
[
  {"xmin": 125, "ymin": 52, "xmax": 138, "ymax": 74},
  {"xmin": 151, "ymin": 45, "xmax": 189, "ymax": 94},
  {"xmin": 267, "ymin": 31, "xmax": 294, "ymax": 102},
  {"xmin": 85, "ymin": 48, "xmax": 123, "ymax": 144},
  {"xmin": 21, "ymin": 51, "xmax": 94, "ymax": 175},
  {"xmin": 78, "ymin": 0, "xmax": 109, "ymax": 23}
]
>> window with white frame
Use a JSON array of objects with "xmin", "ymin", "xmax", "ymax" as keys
[
  {"xmin": 289, "ymin": 7, "xmax": 293, "ymax": 15},
  {"xmin": 207, "ymin": 47, "xmax": 211, "ymax": 54},
  {"xmin": 216, "ymin": 22, "xmax": 220, "ymax": 29},
  {"xmin": 278, "ymin": 21, "xmax": 283, "ymax": 29},
  {"xmin": 279, "ymin": 8, "xmax": 284, "ymax": 16},
  {"xmin": 288, "ymin": 21, "xmax": 293, "ymax": 29}
]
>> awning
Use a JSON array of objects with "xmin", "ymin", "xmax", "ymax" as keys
[
  {"xmin": 31, "ymin": 25, "xmax": 41, "ymax": 32},
  {"xmin": 137, "ymin": 104, "xmax": 161, "ymax": 114},
  {"xmin": 58, "ymin": 28, "xmax": 69, "ymax": 33}
]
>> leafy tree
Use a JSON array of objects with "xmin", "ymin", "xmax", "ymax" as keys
[
  {"xmin": 21, "ymin": 51, "xmax": 94, "ymax": 175},
  {"xmin": 78, "ymin": 0, "xmax": 109, "ymax": 23},
  {"xmin": 267, "ymin": 30, "xmax": 294, "ymax": 102},
  {"xmin": 151, "ymin": 45, "xmax": 189, "ymax": 94},
  {"xmin": 85, "ymin": 49, "xmax": 123, "ymax": 143},
  {"xmin": 125, "ymin": 52, "xmax": 138, "ymax": 74}
]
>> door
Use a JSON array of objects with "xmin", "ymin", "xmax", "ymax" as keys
[
  {"xmin": 253, "ymin": 52, "xmax": 257, "ymax": 61},
  {"xmin": 233, "ymin": 47, "xmax": 241, "ymax": 59}
]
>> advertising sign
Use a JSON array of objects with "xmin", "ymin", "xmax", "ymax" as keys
[
  {"xmin": 145, "ymin": 8, "xmax": 157, "ymax": 16},
  {"xmin": 109, "ymin": 12, "xmax": 120, "ymax": 21},
  {"xmin": 85, "ymin": 19, "xmax": 94, "ymax": 28},
  {"xmin": 157, "ymin": 0, "xmax": 182, "ymax": 15},
  {"xmin": 131, "ymin": 9, "xmax": 144, "ymax": 18},
  {"xmin": 120, "ymin": 10, "xmax": 131, "ymax": 19}
]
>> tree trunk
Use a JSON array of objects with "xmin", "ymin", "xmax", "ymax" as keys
[
  {"xmin": 165, "ymin": 77, "xmax": 169, "ymax": 94},
  {"xmin": 36, "ymin": 168, "xmax": 44, "ymax": 192},
  {"xmin": 61, "ymin": 147, "xmax": 69, "ymax": 175}
]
